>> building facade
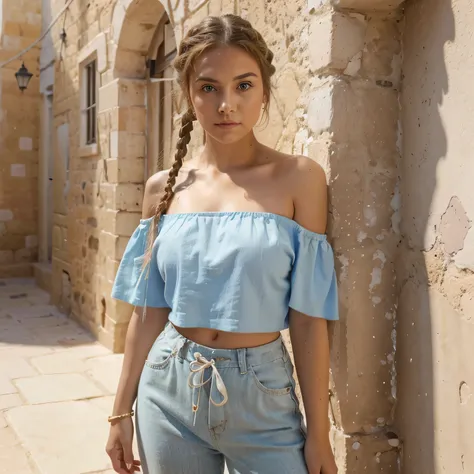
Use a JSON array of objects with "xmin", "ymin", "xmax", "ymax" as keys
[{"xmin": 1, "ymin": 0, "xmax": 473, "ymax": 472}]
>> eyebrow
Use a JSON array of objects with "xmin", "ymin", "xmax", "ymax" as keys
[{"xmin": 195, "ymin": 72, "xmax": 258, "ymax": 83}]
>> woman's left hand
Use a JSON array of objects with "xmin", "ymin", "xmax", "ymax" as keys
[{"xmin": 304, "ymin": 435, "xmax": 338, "ymax": 474}]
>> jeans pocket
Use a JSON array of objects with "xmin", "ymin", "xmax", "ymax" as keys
[
  {"xmin": 145, "ymin": 337, "xmax": 177, "ymax": 370},
  {"xmin": 250, "ymin": 357, "xmax": 293, "ymax": 396}
]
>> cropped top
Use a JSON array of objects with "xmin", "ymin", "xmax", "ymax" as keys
[{"xmin": 111, "ymin": 212, "xmax": 338, "ymax": 333}]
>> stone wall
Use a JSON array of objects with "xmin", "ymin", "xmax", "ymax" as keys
[
  {"xmin": 396, "ymin": 0, "xmax": 474, "ymax": 472},
  {"xmin": 0, "ymin": 0, "xmax": 42, "ymax": 278}
]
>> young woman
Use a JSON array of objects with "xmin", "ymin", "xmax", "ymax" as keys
[{"xmin": 106, "ymin": 14, "xmax": 339, "ymax": 474}]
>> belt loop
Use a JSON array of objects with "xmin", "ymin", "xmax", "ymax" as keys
[
  {"xmin": 238, "ymin": 348, "xmax": 247, "ymax": 374},
  {"xmin": 176, "ymin": 337, "xmax": 188, "ymax": 360}
]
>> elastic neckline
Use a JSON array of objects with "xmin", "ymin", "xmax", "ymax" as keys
[{"xmin": 141, "ymin": 211, "xmax": 327, "ymax": 240}]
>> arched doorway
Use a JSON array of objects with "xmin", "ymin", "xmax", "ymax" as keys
[{"xmin": 111, "ymin": 0, "xmax": 175, "ymax": 172}]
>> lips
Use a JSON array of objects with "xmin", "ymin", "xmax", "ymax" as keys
[{"xmin": 215, "ymin": 122, "xmax": 240, "ymax": 128}]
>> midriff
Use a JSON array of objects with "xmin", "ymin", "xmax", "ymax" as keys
[{"xmin": 173, "ymin": 324, "xmax": 281, "ymax": 349}]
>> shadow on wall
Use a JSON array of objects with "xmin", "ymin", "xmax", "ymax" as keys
[{"xmin": 396, "ymin": 0, "xmax": 455, "ymax": 473}]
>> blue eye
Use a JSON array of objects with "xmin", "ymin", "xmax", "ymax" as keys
[
  {"xmin": 238, "ymin": 82, "xmax": 252, "ymax": 91},
  {"xmin": 202, "ymin": 85, "xmax": 216, "ymax": 92}
]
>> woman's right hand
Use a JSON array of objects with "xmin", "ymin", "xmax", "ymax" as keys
[{"xmin": 106, "ymin": 417, "xmax": 141, "ymax": 473}]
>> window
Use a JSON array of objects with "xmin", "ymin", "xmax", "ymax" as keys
[
  {"xmin": 84, "ymin": 60, "xmax": 97, "ymax": 145},
  {"xmin": 78, "ymin": 33, "xmax": 106, "ymax": 157},
  {"xmin": 79, "ymin": 56, "xmax": 98, "ymax": 156}
]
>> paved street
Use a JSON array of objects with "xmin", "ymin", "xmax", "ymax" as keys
[{"xmin": 0, "ymin": 278, "xmax": 124, "ymax": 474}]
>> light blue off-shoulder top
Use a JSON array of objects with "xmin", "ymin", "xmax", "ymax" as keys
[{"xmin": 111, "ymin": 212, "xmax": 338, "ymax": 332}]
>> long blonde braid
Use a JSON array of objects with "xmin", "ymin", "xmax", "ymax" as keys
[{"xmin": 142, "ymin": 109, "xmax": 195, "ymax": 270}]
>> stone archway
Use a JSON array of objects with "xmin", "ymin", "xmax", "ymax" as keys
[
  {"xmin": 96, "ymin": 0, "xmax": 173, "ymax": 352},
  {"xmin": 111, "ymin": 0, "xmax": 168, "ymax": 79}
]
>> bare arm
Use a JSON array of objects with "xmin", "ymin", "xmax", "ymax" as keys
[
  {"xmin": 290, "ymin": 313, "xmax": 331, "ymax": 439},
  {"xmin": 289, "ymin": 157, "xmax": 332, "ymax": 442},
  {"xmin": 111, "ymin": 170, "xmax": 170, "ymax": 416},
  {"xmin": 111, "ymin": 307, "xmax": 169, "ymax": 415}
]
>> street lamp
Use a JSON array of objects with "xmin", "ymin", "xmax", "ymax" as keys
[{"xmin": 15, "ymin": 62, "xmax": 33, "ymax": 92}]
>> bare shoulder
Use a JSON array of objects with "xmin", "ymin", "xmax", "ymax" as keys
[
  {"xmin": 142, "ymin": 170, "xmax": 170, "ymax": 219},
  {"xmin": 277, "ymin": 153, "xmax": 328, "ymax": 234}
]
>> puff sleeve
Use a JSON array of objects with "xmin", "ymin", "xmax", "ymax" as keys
[
  {"xmin": 288, "ymin": 230, "xmax": 339, "ymax": 320},
  {"xmin": 111, "ymin": 218, "xmax": 169, "ymax": 308}
]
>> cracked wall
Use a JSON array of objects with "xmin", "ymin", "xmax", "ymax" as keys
[{"xmin": 396, "ymin": 0, "xmax": 474, "ymax": 473}]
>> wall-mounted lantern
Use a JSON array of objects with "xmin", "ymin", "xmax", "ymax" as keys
[{"xmin": 15, "ymin": 62, "xmax": 33, "ymax": 92}]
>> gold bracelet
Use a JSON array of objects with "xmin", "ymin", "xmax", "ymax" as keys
[{"xmin": 107, "ymin": 410, "xmax": 134, "ymax": 423}]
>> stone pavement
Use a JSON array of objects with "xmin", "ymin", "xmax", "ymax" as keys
[{"xmin": 0, "ymin": 278, "xmax": 124, "ymax": 474}]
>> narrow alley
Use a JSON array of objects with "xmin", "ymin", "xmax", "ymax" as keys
[{"xmin": 0, "ymin": 278, "xmax": 126, "ymax": 474}]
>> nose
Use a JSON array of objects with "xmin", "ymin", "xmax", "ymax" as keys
[{"xmin": 217, "ymin": 91, "xmax": 236, "ymax": 115}]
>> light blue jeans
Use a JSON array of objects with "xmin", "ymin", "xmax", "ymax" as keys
[{"xmin": 135, "ymin": 323, "xmax": 308, "ymax": 473}]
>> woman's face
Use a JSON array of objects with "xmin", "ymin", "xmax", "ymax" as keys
[{"xmin": 188, "ymin": 46, "xmax": 266, "ymax": 144}]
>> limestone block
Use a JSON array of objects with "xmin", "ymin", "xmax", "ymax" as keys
[
  {"xmin": 115, "ymin": 211, "xmax": 141, "ymax": 236},
  {"xmin": 0, "ymin": 210, "xmax": 14, "ymax": 221},
  {"xmin": 6, "ymin": 401, "xmax": 114, "ymax": 474},
  {"xmin": 14, "ymin": 248, "xmax": 37, "ymax": 263},
  {"xmin": 25, "ymin": 235, "xmax": 38, "ymax": 248},
  {"xmin": 15, "ymin": 373, "xmax": 104, "ymax": 404},
  {"xmin": 106, "ymin": 157, "xmax": 144, "ymax": 184},
  {"xmin": 4, "ymin": 220, "xmax": 37, "ymax": 235},
  {"xmin": 52, "ymin": 225, "xmax": 64, "ymax": 248},
  {"xmin": 0, "ymin": 251, "xmax": 14, "ymax": 264},
  {"xmin": 0, "ymin": 377, "xmax": 17, "ymax": 396},
  {"xmin": 331, "ymin": 79, "xmax": 399, "ymax": 171},
  {"xmin": 0, "ymin": 394, "xmax": 22, "ymax": 410},
  {"xmin": 0, "ymin": 235, "xmax": 27, "ymax": 251},
  {"xmin": 99, "ymin": 231, "xmax": 119, "ymax": 260},
  {"xmin": 114, "ymin": 50, "xmax": 148, "ymax": 79},
  {"xmin": 309, "ymin": 11, "xmax": 367, "ymax": 73},
  {"xmin": 98, "ymin": 79, "xmax": 120, "ymax": 112},
  {"xmin": 307, "ymin": 79, "xmax": 334, "ymax": 137},
  {"xmin": 0, "ymin": 263, "xmax": 33, "ymax": 278},
  {"xmin": 115, "ymin": 183, "xmax": 144, "ymax": 212},
  {"xmin": 97, "ymin": 209, "xmax": 118, "ymax": 234},
  {"xmin": 105, "ymin": 294, "xmax": 133, "ymax": 324},
  {"xmin": 0, "ymin": 356, "xmax": 37, "ymax": 379},
  {"xmin": 110, "ymin": 131, "xmax": 146, "ymax": 159},
  {"xmin": 111, "ymin": 106, "xmax": 146, "ymax": 133},
  {"xmin": 105, "ymin": 257, "xmax": 120, "ymax": 281},
  {"xmin": 0, "ymin": 445, "xmax": 36, "ymax": 473},
  {"xmin": 99, "ymin": 320, "xmax": 129, "ymax": 353},
  {"xmin": 30, "ymin": 353, "xmax": 88, "ymax": 374},
  {"xmin": 359, "ymin": 13, "xmax": 402, "ymax": 86},
  {"xmin": 98, "ymin": 78, "xmax": 146, "ymax": 113},
  {"xmin": 85, "ymin": 353, "xmax": 124, "ymax": 394}
]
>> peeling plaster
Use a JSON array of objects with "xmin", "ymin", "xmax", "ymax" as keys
[
  {"xmin": 370, "ymin": 250, "xmax": 386, "ymax": 293},
  {"xmin": 338, "ymin": 254, "xmax": 349, "ymax": 282},
  {"xmin": 390, "ymin": 182, "xmax": 401, "ymax": 234},
  {"xmin": 364, "ymin": 206, "xmax": 377, "ymax": 227},
  {"xmin": 357, "ymin": 230, "xmax": 367, "ymax": 242},
  {"xmin": 344, "ymin": 51, "xmax": 362, "ymax": 76},
  {"xmin": 440, "ymin": 196, "xmax": 471, "ymax": 255}
]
